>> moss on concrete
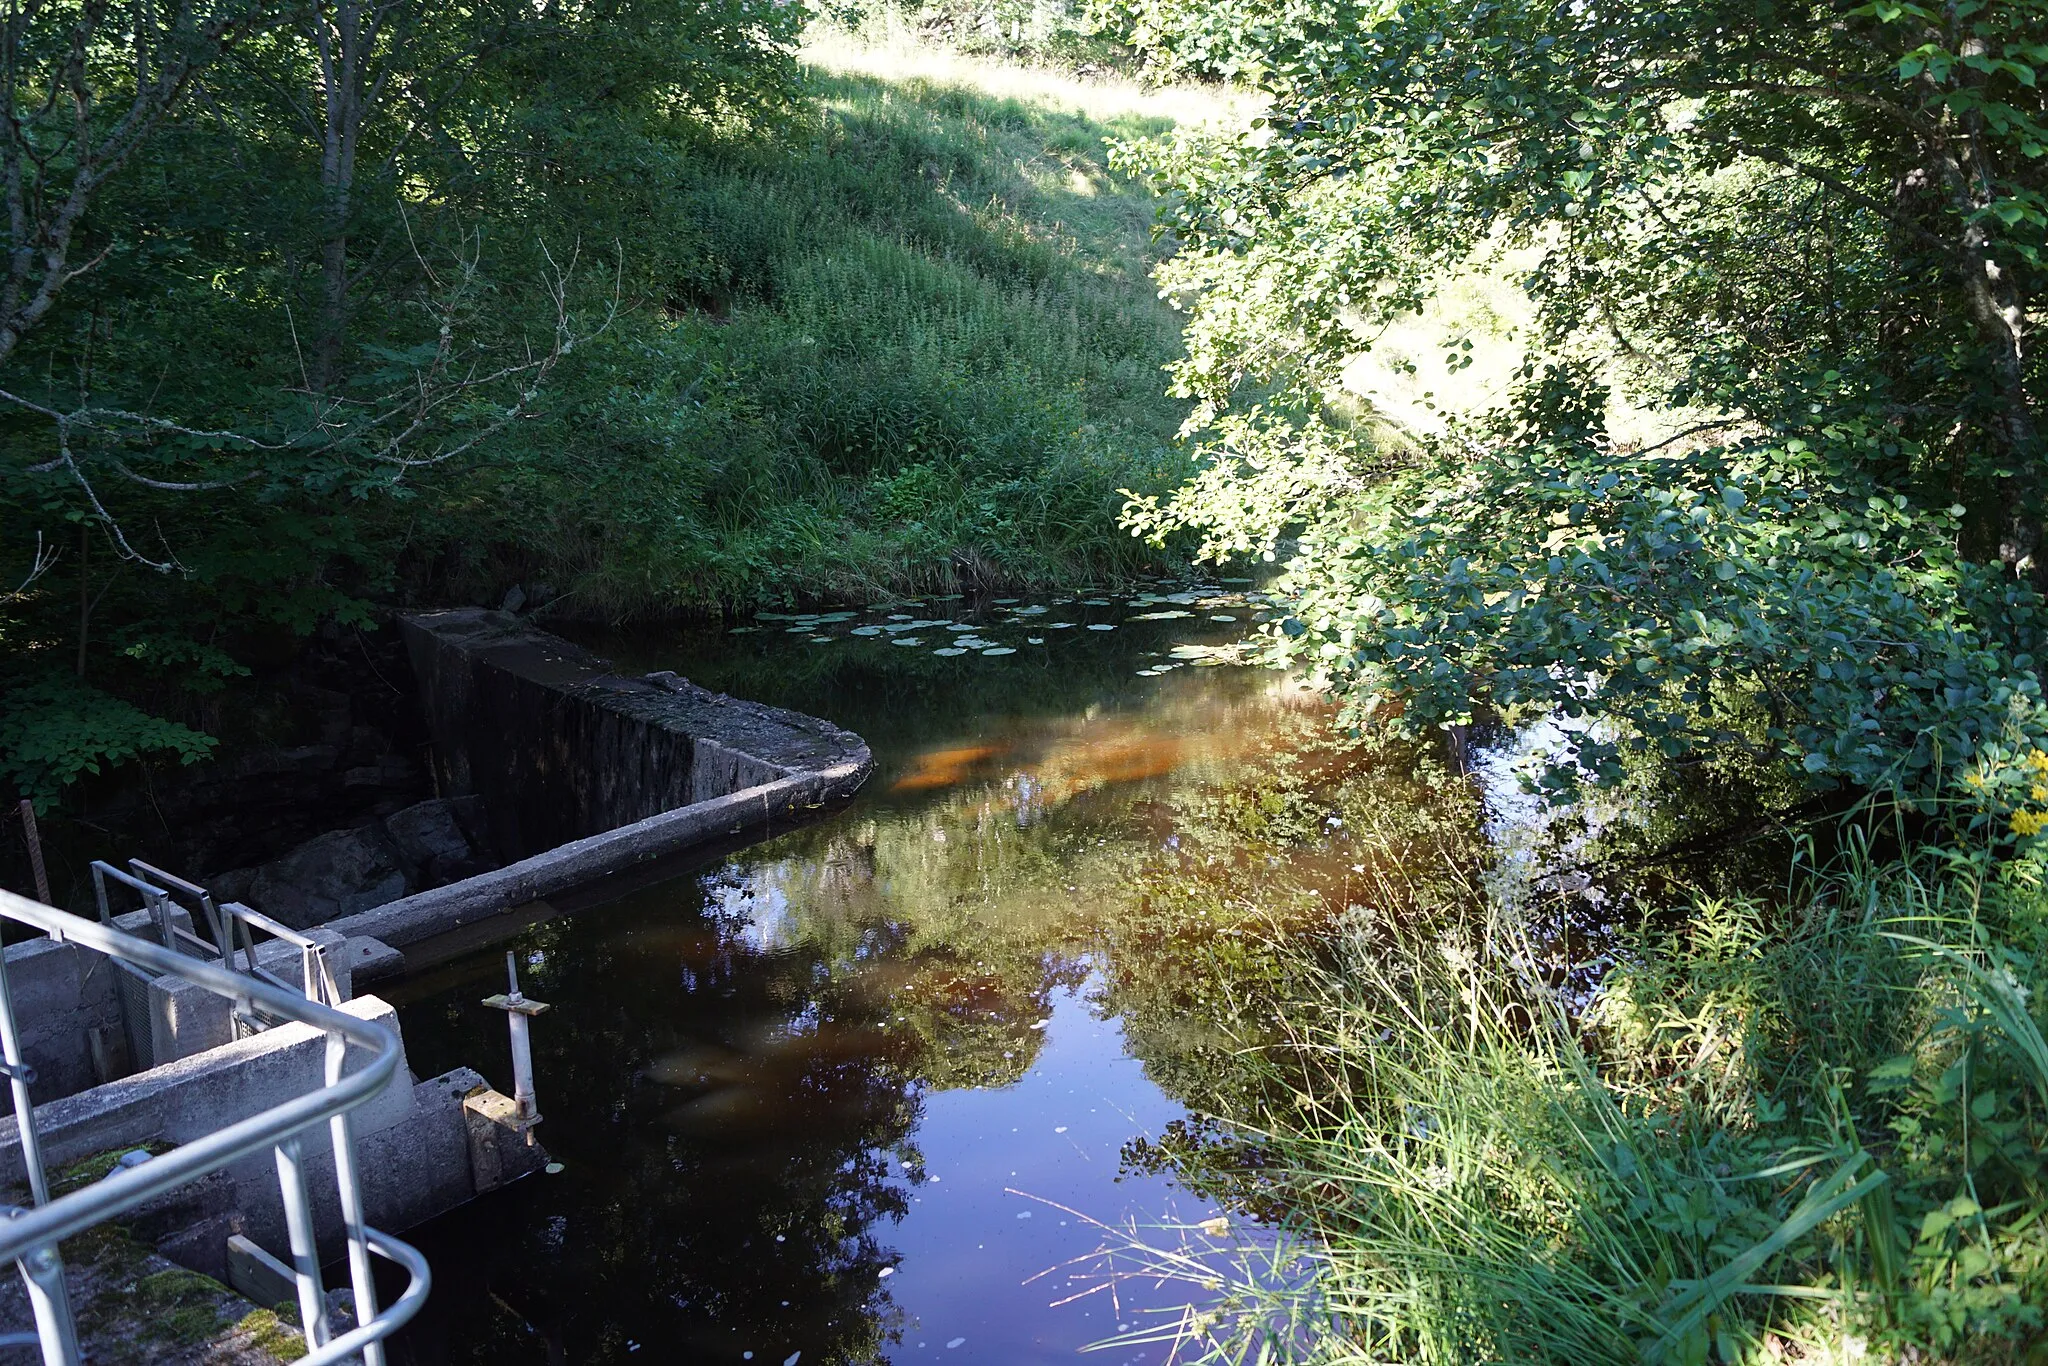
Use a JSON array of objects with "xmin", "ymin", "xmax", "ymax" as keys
[{"xmin": 234, "ymin": 1309, "xmax": 307, "ymax": 1363}]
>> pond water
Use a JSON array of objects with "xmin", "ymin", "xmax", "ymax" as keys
[{"xmin": 378, "ymin": 585, "xmax": 1464, "ymax": 1366}]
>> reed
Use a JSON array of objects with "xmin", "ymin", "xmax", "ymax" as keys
[{"xmin": 1131, "ymin": 841, "xmax": 2048, "ymax": 1363}]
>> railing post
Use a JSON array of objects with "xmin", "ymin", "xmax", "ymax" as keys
[
  {"xmin": 0, "ymin": 935, "xmax": 77, "ymax": 1365},
  {"xmin": 325, "ymin": 1033, "xmax": 385, "ymax": 1366},
  {"xmin": 273, "ymin": 1137, "xmax": 332, "ymax": 1349},
  {"xmin": 0, "ymin": 941, "xmax": 51, "ymax": 1208},
  {"xmin": 16, "ymin": 1239, "xmax": 78, "ymax": 1366}
]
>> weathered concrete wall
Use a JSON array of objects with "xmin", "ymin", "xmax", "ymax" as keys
[
  {"xmin": 404, "ymin": 610, "xmax": 867, "ymax": 857},
  {"xmin": 4, "ymin": 905, "xmax": 194, "ymax": 1106},
  {"xmin": 0, "ymin": 997, "xmax": 413, "ymax": 1186},
  {"xmin": 331, "ymin": 765, "xmax": 862, "ymax": 950},
  {"xmin": 144, "ymin": 927, "xmax": 352, "ymax": 1067},
  {"xmin": 353, "ymin": 609, "xmax": 872, "ymax": 954}
]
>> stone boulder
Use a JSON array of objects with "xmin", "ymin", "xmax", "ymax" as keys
[
  {"xmin": 248, "ymin": 827, "xmax": 410, "ymax": 929},
  {"xmin": 208, "ymin": 795, "xmax": 498, "ymax": 930},
  {"xmin": 383, "ymin": 797, "xmax": 493, "ymax": 884}
]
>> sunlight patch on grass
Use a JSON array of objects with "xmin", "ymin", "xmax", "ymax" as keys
[{"xmin": 802, "ymin": 22, "xmax": 1257, "ymax": 134}]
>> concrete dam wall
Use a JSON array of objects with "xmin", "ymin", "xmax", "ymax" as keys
[
  {"xmin": 328, "ymin": 609, "xmax": 873, "ymax": 955},
  {"xmin": 0, "ymin": 609, "xmax": 871, "ymax": 1312}
]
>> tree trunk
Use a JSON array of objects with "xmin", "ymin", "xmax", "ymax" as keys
[
  {"xmin": 1931, "ymin": 120, "xmax": 2045, "ymax": 586},
  {"xmin": 310, "ymin": 0, "xmax": 371, "ymax": 392}
]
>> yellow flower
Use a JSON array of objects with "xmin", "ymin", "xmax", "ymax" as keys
[{"xmin": 2012, "ymin": 810, "xmax": 2048, "ymax": 838}]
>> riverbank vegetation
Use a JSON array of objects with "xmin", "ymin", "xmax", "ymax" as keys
[
  {"xmin": 0, "ymin": 9, "xmax": 1215, "ymax": 806},
  {"xmin": 1111, "ymin": 751, "xmax": 2048, "ymax": 1363},
  {"xmin": 1097, "ymin": 0, "xmax": 2048, "ymax": 1359}
]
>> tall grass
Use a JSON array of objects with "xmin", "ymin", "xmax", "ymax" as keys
[
  {"xmin": 441, "ymin": 33, "xmax": 1214, "ymax": 615},
  {"xmin": 1123, "ymin": 841, "xmax": 2048, "ymax": 1364}
]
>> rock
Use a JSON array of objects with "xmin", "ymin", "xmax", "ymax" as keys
[
  {"xmin": 207, "ymin": 866, "xmax": 257, "ymax": 908},
  {"xmin": 383, "ymin": 798, "xmax": 492, "ymax": 882},
  {"xmin": 248, "ymin": 827, "xmax": 411, "ymax": 929},
  {"xmin": 500, "ymin": 584, "xmax": 527, "ymax": 614},
  {"xmin": 447, "ymin": 793, "xmax": 492, "ymax": 855}
]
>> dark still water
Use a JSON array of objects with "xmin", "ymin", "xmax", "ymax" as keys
[{"xmin": 377, "ymin": 586, "xmax": 1453, "ymax": 1366}]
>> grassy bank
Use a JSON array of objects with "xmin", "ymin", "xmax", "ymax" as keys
[
  {"xmin": 1106, "ymin": 750, "xmax": 2048, "ymax": 1363},
  {"xmin": 2, "ymin": 28, "xmax": 1238, "ymax": 808},
  {"xmin": 438, "ymin": 29, "xmax": 1239, "ymax": 614}
]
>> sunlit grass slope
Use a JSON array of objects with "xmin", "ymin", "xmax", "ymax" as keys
[{"xmin": 476, "ymin": 31, "xmax": 1241, "ymax": 614}]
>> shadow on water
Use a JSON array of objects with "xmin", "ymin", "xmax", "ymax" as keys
[{"xmin": 380, "ymin": 586, "xmax": 1799, "ymax": 1365}]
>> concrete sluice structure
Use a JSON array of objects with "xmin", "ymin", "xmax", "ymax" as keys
[{"xmin": 0, "ymin": 609, "xmax": 872, "ymax": 1348}]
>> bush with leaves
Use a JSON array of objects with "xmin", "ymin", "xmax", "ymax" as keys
[{"xmin": 1112, "ymin": 0, "xmax": 2048, "ymax": 802}]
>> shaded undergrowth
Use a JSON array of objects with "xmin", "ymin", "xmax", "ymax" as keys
[{"xmin": 444, "ymin": 47, "xmax": 1200, "ymax": 614}]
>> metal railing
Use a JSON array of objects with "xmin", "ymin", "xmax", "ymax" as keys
[
  {"xmin": 126, "ymin": 861, "xmax": 341, "ymax": 1022},
  {"xmin": 92, "ymin": 860, "xmax": 340, "ymax": 1056},
  {"xmin": 0, "ymin": 884, "xmax": 430, "ymax": 1365}
]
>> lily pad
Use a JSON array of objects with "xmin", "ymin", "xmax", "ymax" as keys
[
  {"xmin": 1026, "ymin": 636, "xmax": 1045, "ymax": 645},
  {"xmin": 933, "ymin": 647, "xmax": 968, "ymax": 657},
  {"xmin": 728, "ymin": 626, "xmax": 760, "ymax": 634},
  {"xmin": 1129, "ymin": 610, "xmax": 1193, "ymax": 621},
  {"xmin": 1086, "ymin": 623, "xmax": 1116, "ymax": 632},
  {"xmin": 980, "ymin": 647, "xmax": 1016, "ymax": 656},
  {"xmin": 1209, "ymin": 614, "xmax": 1238, "ymax": 622},
  {"xmin": 850, "ymin": 625, "xmax": 884, "ymax": 637},
  {"xmin": 892, "ymin": 638, "xmax": 924, "ymax": 647}
]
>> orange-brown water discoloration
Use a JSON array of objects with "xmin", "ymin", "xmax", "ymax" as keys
[{"xmin": 890, "ymin": 743, "xmax": 1011, "ymax": 792}]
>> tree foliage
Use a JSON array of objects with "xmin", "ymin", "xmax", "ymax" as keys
[
  {"xmin": 1114, "ymin": 0, "xmax": 2048, "ymax": 798},
  {"xmin": 0, "ymin": 0, "xmax": 802, "ymax": 801}
]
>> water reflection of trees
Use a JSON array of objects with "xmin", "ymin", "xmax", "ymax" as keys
[
  {"xmin": 392, "ymin": 668, "xmax": 1559, "ymax": 1363},
  {"xmin": 393, "ymin": 895, "xmax": 925, "ymax": 1365}
]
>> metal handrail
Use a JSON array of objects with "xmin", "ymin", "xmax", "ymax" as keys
[
  {"xmin": 0, "ymin": 886, "xmax": 430, "ymax": 1365},
  {"xmin": 128, "ymin": 861, "xmax": 339, "ymax": 998}
]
